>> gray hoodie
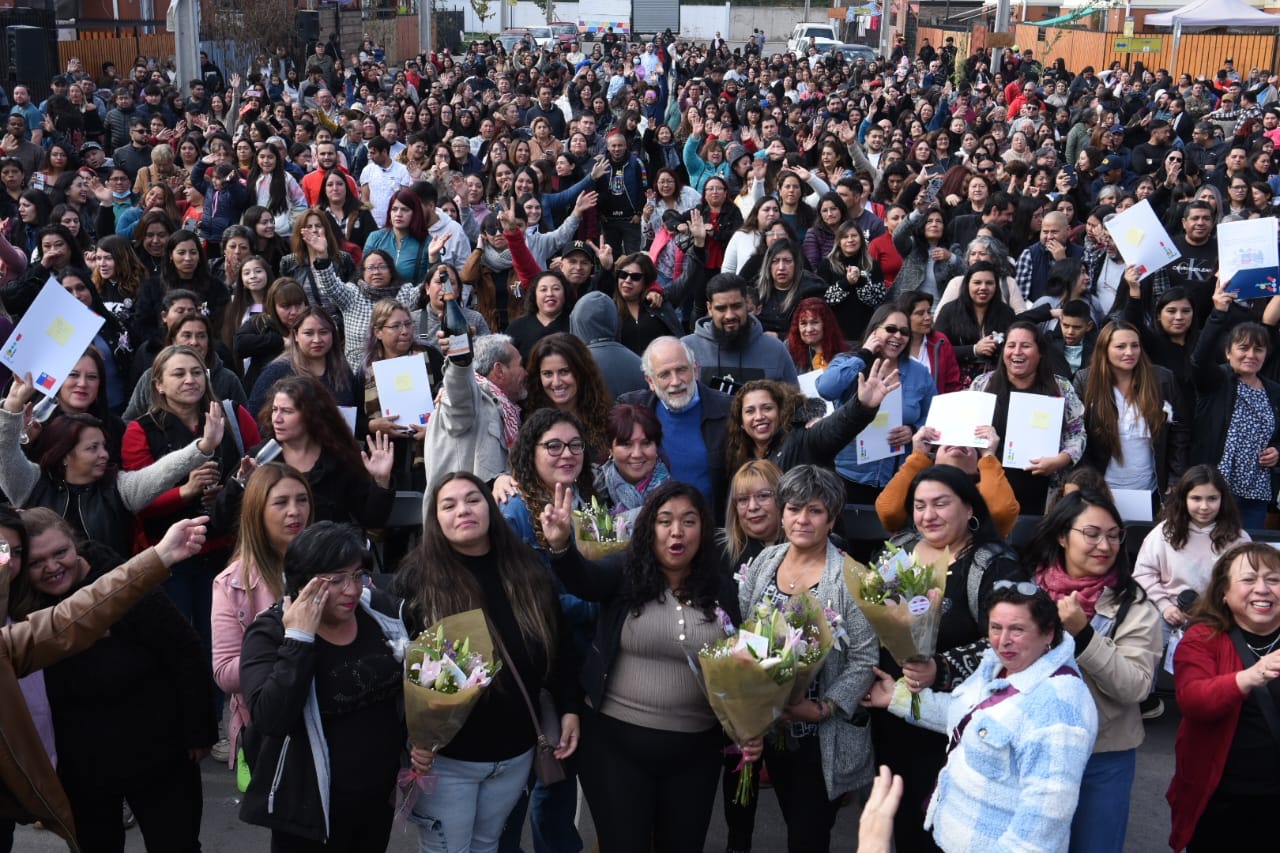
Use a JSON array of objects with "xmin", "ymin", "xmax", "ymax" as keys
[
  {"xmin": 682, "ymin": 314, "xmax": 799, "ymax": 390},
  {"xmin": 569, "ymin": 292, "xmax": 646, "ymax": 398}
]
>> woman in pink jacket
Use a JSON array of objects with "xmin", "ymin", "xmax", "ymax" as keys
[{"xmin": 210, "ymin": 462, "xmax": 314, "ymax": 768}]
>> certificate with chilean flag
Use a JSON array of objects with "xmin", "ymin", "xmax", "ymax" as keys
[{"xmin": 0, "ymin": 275, "xmax": 104, "ymax": 399}]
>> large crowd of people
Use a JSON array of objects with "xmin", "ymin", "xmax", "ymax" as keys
[{"xmin": 0, "ymin": 22, "xmax": 1278, "ymax": 853}]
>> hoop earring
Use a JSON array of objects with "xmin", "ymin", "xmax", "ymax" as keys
[{"xmin": 967, "ymin": 515, "xmax": 980, "ymax": 532}]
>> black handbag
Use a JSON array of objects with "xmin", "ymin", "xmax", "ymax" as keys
[{"xmin": 490, "ymin": 622, "xmax": 566, "ymax": 785}]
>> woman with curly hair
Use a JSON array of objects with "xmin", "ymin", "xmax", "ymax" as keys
[
  {"xmin": 523, "ymin": 332, "xmax": 612, "ymax": 460},
  {"xmin": 786, "ymin": 297, "xmax": 848, "ymax": 374},
  {"xmin": 507, "ymin": 270, "xmax": 576, "ymax": 358},
  {"xmin": 538, "ymin": 478, "xmax": 758, "ymax": 853},
  {"xmin": 724, "ymin": 361, "xmax": 898, "ymax": 481}
]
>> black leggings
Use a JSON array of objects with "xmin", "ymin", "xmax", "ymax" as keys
[
  {"xmin": 575, "ymin": 708, "xmax": 722, "ymax": 853},
  {"xmin": 1189, "ymin": 792, "xmax": 1275, "ymax": 850}
]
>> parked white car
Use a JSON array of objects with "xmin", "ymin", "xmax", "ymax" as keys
[{"xmin": 786, "ymin": 23, "xmax": 841, "ymax": 58}]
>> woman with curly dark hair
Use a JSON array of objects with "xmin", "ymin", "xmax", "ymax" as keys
[
  {"xmin": 523, "ymin": 333, "xmax": 612, "ymax": 461},
  {"xmin": 500, "ymin": 408, "xmax": 597, "ymax": 557},
  {"xmin": 538, "ymin": 478, "xmax": 760, "ymax": 853}
]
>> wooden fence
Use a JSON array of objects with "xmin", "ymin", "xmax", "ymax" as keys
[
  {"xmin": 58, "ymin": 32, "xmax": 177, "ymax": 78},
  {"xmin": 918, "ymin": 22, "xmax": 1280, "ymax": 82}
]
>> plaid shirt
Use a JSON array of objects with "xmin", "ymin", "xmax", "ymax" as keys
[{"xmin": 313, "ymin": 261, "xmax": 420, "ymax": 372}]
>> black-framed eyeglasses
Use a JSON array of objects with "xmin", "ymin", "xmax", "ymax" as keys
[
  {"xmin": 617, "ymin": 270, "xmax": 646, "ymax": 281},
  {"xmin": 993, "ymin": 580, "xmax": 1041, "ymax": 596},
  {"xmin": 538, "ymin": 438, "xmax": 586, "ymax": 456},
  {"xmin": 880, "ymin": 324, "xmax": 910, "ymax": 337}
]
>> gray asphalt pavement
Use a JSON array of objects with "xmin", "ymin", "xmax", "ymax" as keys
[{"xmin": 15, "ymin": 693, "xmax": 1179, "ymax": 852}]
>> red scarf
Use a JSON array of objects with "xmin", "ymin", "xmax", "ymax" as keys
[{"xmin": 1035, "ymin": 562, "xmax": 1116, "ymax": 618}]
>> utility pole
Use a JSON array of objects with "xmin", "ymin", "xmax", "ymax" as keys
[
  {"xmin": 167, "ymin": 0, "xmax": 199, "ymax": 97},
  {"xmin": 419, "ymin": 0, "xmax": 432, "ymax": 53},
  {"xmin": 993, "ymin": 0, "xmax": 1011, "ymax": 70}
]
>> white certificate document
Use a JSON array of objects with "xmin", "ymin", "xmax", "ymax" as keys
[
  {"xmin": 371, "ymin": 354, "xmax": 433, "ymax": 426},
  {"xmin": 923, "ymin": 391, "xmax": 997, "ymax": 447},
  {"xmin": 1112, "ymin": 488, "xmax": 1155, "ymax": 523},
  {"xmin": 1218, "ymin": 217, "xmax": 1280, "ymax": 299},
  {"xmin": 0, "ymin": 276, "xmax": 105, "ymax": 398},
  {"xmin": 1103, "ymin": 199, "xmax": 1180, "ymax": 279},
  {"xmin": 797, "ymin": 369, "xmax": 835, "ymax": 416},
  {"xmin": 1002, "ymin": 392, "xmax": 1065, "ymax": 469},
  {"xmin": 853, "ymin": 386, "xmax": 904, "ymax": 464}
]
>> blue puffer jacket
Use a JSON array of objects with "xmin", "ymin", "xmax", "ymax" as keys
[{"xmin": 816, "ymin": 350, "xmax": 937, "ymax": 487}]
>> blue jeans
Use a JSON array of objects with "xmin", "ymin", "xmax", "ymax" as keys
[
  {"xmin": 1236, "ymin": 497, "xmax": 1270, "ymax": 530},
  {"xmin": 1068, "ymin": 748, "xmax": 1136, "ymax": 853},
  {"xmin": 498, "ymin": 772, "xmax": 582, "ymax": 853},
  {"xmin": 412, "ymin": 749, "xmax": 534, "ymax": 853}
]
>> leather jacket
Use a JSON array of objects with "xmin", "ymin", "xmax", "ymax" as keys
[{"xmin": 0, "ymin": 548, "xmax": 169, "ymax": 852}]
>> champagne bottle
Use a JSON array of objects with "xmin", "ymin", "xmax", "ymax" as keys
[{"xmin": 439, "ymin": 268, "xmax": 473, "ymax": 366}]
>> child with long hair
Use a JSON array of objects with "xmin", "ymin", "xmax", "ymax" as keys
[{"xmin": 1134, "ymin": 464, "xmax": 1250, "ymax": 634}]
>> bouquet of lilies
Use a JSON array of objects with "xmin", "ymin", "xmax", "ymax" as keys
[
  {"xmin": 780, "ymin": 592, "xmax": 843, "ymax": 706},
  {"xmin": 399, "ymin": 609, "xmax": 501, "ymax": 811},
  {"xmin": 698, "ymin": 602, "xmax": 804, "ymax": 806},
  {"xmin": 571, "ymin": 495, "xmax": 632, "ymax": 560},
  {"xmin": 847, "ymin": 544, "xmax": 948, "ymax": 718}
]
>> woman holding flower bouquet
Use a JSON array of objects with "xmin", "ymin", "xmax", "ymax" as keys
[
  {"xmin": 395, "ymin": 472, "xmax": 580, "ymax": 853},
  {"xmin": 862, "ymin": 582, "xmax": 1098, "ymax": 853},
  {"xmin": 540, "ymin": 479, "xmax": 760, "ymax": 853},
  {"xmin": 737, "ymin": 465, "xmax": 881, "ymax": 852},
  {"xmin": 1023, "ymin": 490, "xmax": 1162, "ymax": 853},
  {"xmin": 239, "ymin": 522, "xmax": 409, "ymax": 852},
  {"xmin": 872, "ymin": 464, "xmax": 1026, "ymax": 852}
]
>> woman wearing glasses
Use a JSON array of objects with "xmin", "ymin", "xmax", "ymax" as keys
[
  {"xmin": 1022, "ymin": 490, "xmax": 1162, "ymax": 853},
  {"xmin": 359, "ymin": 299, "xmax": 443, "ymax": 488},
  {"xmin": 863, "ymin": 580, "xmax": 1097, "ymax": 853},
  {"xmin": 869, "ymin": 464, "xmax": 1026, "ymax": 852},
  {"xmin": 817, "ymin": 305, "xmax": 936, "ymax": 505},
  {"xmin": 239, "ymin": 522, "xmax": 409, "ymax": 851}
]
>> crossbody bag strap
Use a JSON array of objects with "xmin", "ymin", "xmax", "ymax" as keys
[
  {"xmin": 1229, "ymin": 627, "xmax": 1280, "ymax": 745},
  {"xmin": 486, "ymin": 616, "xmax": 547, "ymax": 742}
]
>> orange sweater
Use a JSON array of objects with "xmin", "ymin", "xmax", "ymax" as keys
[{"xmin": 874, "ymin": 451, "xmax": 1021, "ymax": 538}]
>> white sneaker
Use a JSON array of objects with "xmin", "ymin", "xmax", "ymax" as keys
[{"xmin": 210, "ymin": 738, "xmax": 231, "ymax": 763}]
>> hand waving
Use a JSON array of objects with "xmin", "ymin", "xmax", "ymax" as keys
[
  {"xmin": 856, "ymin": 358, "xmax": 901, "ymax": 409},
  {"xmin": 362, "ymin": 432, "xmax": 395, "ymax": 488}
]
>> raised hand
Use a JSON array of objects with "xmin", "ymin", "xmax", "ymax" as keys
[
  {"xmin": 154, "ymin": 515, "xmax": 210, "ymax": 566},
  {"xmin": 197, "ymin": 401, "xmax": 226, "ymax": 455},
  {"xmin": 1211, "ymin": 274, "xmax": 1234, "ymax": 313},
  {"xmin": 282, "ymin": 576, "xmax": 328, "ymax": 634},
  {"xmin": 686, "ymin": 207, "xmax": 708, "ymax": 244},
  {"xmin": 539, "ymin": 482, "xmax": 574, "ymax": 553},
  {"xmin": 362, "ymin": 432, "xmax": 395, "ymax": 488},
  {"xmin": 594, "ymin": 235, "xmax": 613, "ymax": 270},
  {"xmin": 856, "ymin": 358, "xmax": 902, "ymax": 408},
  {"xmin": 573, "ymin": 190, "xmax": 599, "ymax": 215},
  {"xmin": 3, "ymin": 372, "xmax": 37, "ymax": 414},
  {"xmin": 428, "ymin": 230, "xmax": 451, "ymax": 258},
  {"xmin": 302, "ymin": 225, "xmax": 329, "ymax": 258}
]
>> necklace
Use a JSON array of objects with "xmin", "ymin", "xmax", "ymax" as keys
[{"xmin": 1245, "ymin": 629, "xmax": 1280, "ymax": 659}]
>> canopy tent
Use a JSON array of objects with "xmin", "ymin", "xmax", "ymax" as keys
[{"xmin": 1146, "ymin": 0, "xmax": 1280, "ymax": 77}]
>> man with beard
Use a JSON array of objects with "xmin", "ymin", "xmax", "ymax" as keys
[
  {"xmin": 1168, "ymin": 201, "xmax": 1220, "ymax": 325},
  {"xmin": 595, "ymin": 129, "xmax": 648, "ymax": 260},
  {"xmin": 618, "ymin": 336, "xmax": 732, "ymax": 516},
  {"xmin": 422, "ymin": 333, "xmax": 528, "ymax": 500},
  {"xmin": 682, "ymin": 274, "xmax": 798, "ymax": 391}
]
